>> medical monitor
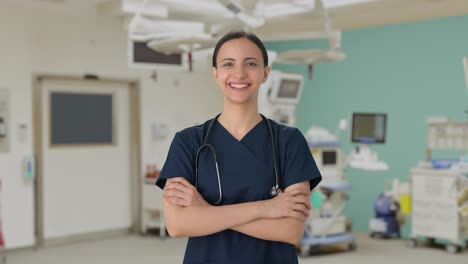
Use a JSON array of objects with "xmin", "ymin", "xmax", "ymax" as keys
[
  {"xmin": 322, "ymin": 150, "xmax": 337, "ymax": 166},
  {"xmin": 351, "ymin": 112, "xmax": 387, "ymax": 144},
  {"xmin": 269, "ymin": 72, "xmax": 304, "ymax": 104},
  {"xmin": 128, "ymin": 40, "xmax": 187, "ymax": 70}
]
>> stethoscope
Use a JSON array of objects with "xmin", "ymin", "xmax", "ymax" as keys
[{"xmin": 195, "ymin": 114, "xmax": 281, "ymax": 205}]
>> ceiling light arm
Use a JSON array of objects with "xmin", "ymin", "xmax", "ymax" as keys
[
  {"xmin": 217, "ymin": 0, "xmax": 265, "ymax": 28},
  {"xmin": 128, "ymin": 0, "xmax": 148, "ymax": 34}
]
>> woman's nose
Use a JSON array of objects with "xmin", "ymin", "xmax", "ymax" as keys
[{"xmin": 233, "ymin": 65, "xmax": 248, "ymax": 78}]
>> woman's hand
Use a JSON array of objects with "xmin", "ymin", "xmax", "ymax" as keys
[
  {"xmin": 163, "ymin": 177, "xmax": 210, "ymax": 207},
  {"xmin": 260, "ymin": 186, "xmax": 311, "ymax": 221}
]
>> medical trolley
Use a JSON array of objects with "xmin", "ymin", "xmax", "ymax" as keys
[
  {"xmin": 407, "ymin": 118, "xmax": 468, "ymax": 253},
  {"xmin": 298, "ymin": 142, "xmax": 356, "ymax": 256}
]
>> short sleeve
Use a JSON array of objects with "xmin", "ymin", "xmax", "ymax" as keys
[
  {"xmin": 155, "ymin": 132, "xmax": 196, "ymax": 190},
  {"xmin": 283, "ymin": 129, "xmax": 322, "ymax": 190}
]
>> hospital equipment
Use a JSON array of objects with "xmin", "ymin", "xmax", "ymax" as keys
[
  {"xmin": 306, "ymin": 127, "xmax": 344, "ymax": 186},
  {"xmin": 369, "ymin": 179, "xmax": 409, "ymax": 239},
  {"xmin": 348, "ymin": 112, "xmax": 389, "ymax": 171},
  {"xmin": 142, "ymin": 177, "xmax": 166, "ymax": 238},
  {"xmin": 426, "ymin": 117, "xmax": 468, "ymax": 152},
  {"xmin": 369, "ymin": 193, "xmax": 401, "ymax": 238},
  {"xmin": 298, "ymin": 128, "xmax": 356, "ymax": 255},
  {"xmin": 258, "ymin": 70, "xmax": 304, "ymax": 127},
  {"xmin": 275, "ymin": 0, "xmax": 346, "ymax": 80},
  {"xmin": 408, "ymin": 169, "xmax": 468, "ymax": 253},
  {"xmin": 407, "ymin": 117, "xmax": 468, "ymax": 254},
  {"xmin": 195, "ymin": 114, "xmax": 281, "ymax": 205},
  {"xmin": 127, "ymin": 0, "xmax": 212, "ymax": 71}
]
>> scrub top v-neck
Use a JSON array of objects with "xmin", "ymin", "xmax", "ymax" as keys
[{"xmin": 156, "ymin": 117, "xmax": 322, "ymax": 264}]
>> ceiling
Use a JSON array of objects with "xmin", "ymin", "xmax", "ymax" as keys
[
  {"xmin": 3, "ymin": 0, "xmax": 468, "ymax": 40},
  {"xmin": 257, "ymin": 0, "xmax": 468, "ymax": 40}
]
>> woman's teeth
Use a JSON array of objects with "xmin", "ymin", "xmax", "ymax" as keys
[{"xmin": 230, "ymin": 83, "xmax": 249, "ymax": 89}]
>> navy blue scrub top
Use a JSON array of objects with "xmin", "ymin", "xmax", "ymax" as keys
[{"xmin": 156, "ymin": 117, "xmax": 322, "ymax": 264}]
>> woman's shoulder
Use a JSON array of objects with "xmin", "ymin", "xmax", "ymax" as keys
[
  {"xmin": 176, "ymin": 118, "xmax": 214, "ymax": 143},
  {"xmin": 268, "ymin": 119, "xmax": 301, "ymax": 139}
]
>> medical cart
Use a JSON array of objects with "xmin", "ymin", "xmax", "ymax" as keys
[
  {"xmin": 299, "ymin": 182, "xmax": 356, "ymax": 256},
  {"xmin": 298, "ymin": 142, "xmax": 356, "ymax": 256},
  {"xmin": 408, "ymin": 168, "xmax": 468, "ymax": 253},
  {"xmin": 407, "ymin": 118, "xmax": 468, "ymax": 253},
  {"xmin": 141, "ymin": 177, "xmax": 166, "ymax": 238}
]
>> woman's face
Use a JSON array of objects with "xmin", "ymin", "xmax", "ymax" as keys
[{"xmin": 212, "ymin": 38, "xmax": 270, "ymax": 106}]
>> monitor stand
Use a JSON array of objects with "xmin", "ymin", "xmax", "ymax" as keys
[{"xmin": 348, "ymin": 144, "xmax": 389, "ymax": 171}]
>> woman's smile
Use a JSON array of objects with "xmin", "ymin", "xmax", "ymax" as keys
[{"xmin": 229, "ymin": 82, "xmax": 251, "ymax": 90}]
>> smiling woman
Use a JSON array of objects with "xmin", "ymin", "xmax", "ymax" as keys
[
  {"xmin": 212, "ymin": 36, "xmax": 269, "ymax": 109},
  {"xmin": 155, "ymin": 30, "xmax": 322, "ymax": 264}
]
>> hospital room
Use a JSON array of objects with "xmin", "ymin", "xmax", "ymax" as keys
[{"xmin": 1, "ymin": 0, "xmax": 468, "ymax": 263}]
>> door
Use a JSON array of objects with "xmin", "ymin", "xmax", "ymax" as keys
[{"xmin": 35, "ymin": 77, "xmax": 137, "ymax": 243}]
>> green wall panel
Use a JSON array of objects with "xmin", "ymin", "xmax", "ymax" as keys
[{"xmin": 266, "ymin": 15, "xmax": 468, "ymax": 236}]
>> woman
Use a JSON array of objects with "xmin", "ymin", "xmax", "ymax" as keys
[{"xmin": 156, "ymin": 30, "xmax": 322, "ymax": 264}]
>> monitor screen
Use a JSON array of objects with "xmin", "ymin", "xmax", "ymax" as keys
[
  {"xmin": 128, "ymin": 40, "xmax": 186, "ymax": 70},
  {"xmin": 322, "ymin": 150, "xmax": 337, "ymax": 165},
  {"xmin": 277, "ymin": 79, "xmax": 301, "ymax": 99},
  {"xmin": 351, "ymin": 113, "xmax": 387, "ymax": 144},
  {"xmin": 266, "ymin": 71, "xmax": 303, "ymax": 105}
]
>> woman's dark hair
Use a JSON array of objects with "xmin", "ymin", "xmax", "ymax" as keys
[{"xmin": 212, "ymin": 30, "xmax": 268, "ymax": 68}]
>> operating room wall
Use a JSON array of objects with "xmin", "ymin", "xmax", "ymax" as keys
[
  {"xmin": 266, "ymin": 14, "xmax": 468, "ymax": 235},
  {"xmin": 0, "ymin": 6, "xmax": 221, "ymax": 249}
]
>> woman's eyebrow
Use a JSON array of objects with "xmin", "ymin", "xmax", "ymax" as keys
[
  {"xmin": 219, "ymin": 57, "xmax": 260, "ymax": 63},
  {"xmin": 220, "ymin": 58, "xmax": 235, "ymax": 62},
  {"xmin": 244, "ymin": 57, "xmax": 259, "ymax": 62}
]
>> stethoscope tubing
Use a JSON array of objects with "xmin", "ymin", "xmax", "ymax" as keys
[
  {"xmin": 195, "ymin": 143, "xmax": 223, "ymax": 205},
  {"xmin": 195, "ymin": 113, "xmax": 280, "ymax": 205}
]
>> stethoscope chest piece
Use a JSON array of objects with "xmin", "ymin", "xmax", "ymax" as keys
[{"xmin": 270, "ymin": 185, "xmax": 282, "ymax": 197}]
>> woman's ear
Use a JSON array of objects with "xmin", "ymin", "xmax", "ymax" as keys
[
  {"xmin": 262, "ymin": 66, "xmax": 271, "ymax": 83},
  {"xmin": 212, "ymin": 67, "xmax": 217, "ymax": 78}
]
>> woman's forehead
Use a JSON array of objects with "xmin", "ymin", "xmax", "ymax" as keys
[{"xmin": 217, "ymin": 38, "xmax": 262, "ymax": 59}]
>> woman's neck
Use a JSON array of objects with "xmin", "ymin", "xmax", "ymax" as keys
[{"xmin": 218, "ymin": 104, "xmax": 262, "ymax": 141}]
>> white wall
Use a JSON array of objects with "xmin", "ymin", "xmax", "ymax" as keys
[{"xmin": 0, "ymin": 7, "xmax": 222, "ymax": 249}]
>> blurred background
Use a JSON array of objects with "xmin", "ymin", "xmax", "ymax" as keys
[{"xmin": 0, "ymin": 0, "xmax": 467, "ymax": 263}]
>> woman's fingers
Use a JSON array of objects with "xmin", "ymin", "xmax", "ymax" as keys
[
  {"xmin": 291, "ymin": 194, "xmax": 311, "ymax": 210},
  {"xmin": 262, "ymin": 192, "xmax": 312, "ymax": 220},
  {"xmin": 292, "ymin": 203, "xmax": 309, "ymax": 218},
  {"xmin": 164, "ymin": 196, "xmax": 188, "ymax": 207},
  {"xmin": 165, "ymin": 178, "xmax": 209, "ymax": 207},
  {"xmin": 167, "ymin": 177, "xmax": 195, "ymax": 190},
  {"xmin": 164, "ymin": 181, "xmax": 193, "ymax": 203},
  {"xmin": 165, "ymin": 181, "xmax": 194, "ymax": 196},
  {"xmin": 286, "ymin": 187, "xmax": 310, "ymax": 198},
  {"xmin": 164, "ymin": 189, "xmax": 186, "ymax": 199}
]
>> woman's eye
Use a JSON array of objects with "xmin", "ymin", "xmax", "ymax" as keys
[
  {"xmin": 222, "ymin": 63, "xmax": 234, "ymax": 67},
  {"xmin": 246, "ymin": 62, "xmax": 258, "ymax": 67}
]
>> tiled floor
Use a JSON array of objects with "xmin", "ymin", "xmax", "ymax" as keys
[{"xmin": 6, "ymin": 232, "xmax": 467, "ymax": 264}]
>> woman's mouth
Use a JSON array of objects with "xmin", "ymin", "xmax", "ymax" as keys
[{"xmin": 229, "ymin": 83, "xmax": 250, "ymax": 89}]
